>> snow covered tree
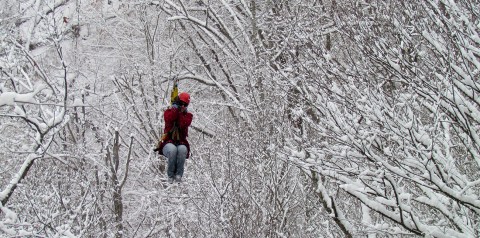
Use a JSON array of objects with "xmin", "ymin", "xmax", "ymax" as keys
[
  {"xmin": 0, "ymin": 0, "xmax": 73, "ymax": 236},
  {"xmin": 2, "ymin": 0, "xmax": 478, "ymax": 237},
  {"xmin": 280, "ymin": 1, "xmax": 480, "ymax": 237}
]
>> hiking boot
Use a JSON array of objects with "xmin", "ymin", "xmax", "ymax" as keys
[
  {"xmin": 175, "ymin": 175, "xmax": 182, "ymax": 183},
  {"xmin": 168, "ymin": 177, "xmax": 174, "ymax": 184}
]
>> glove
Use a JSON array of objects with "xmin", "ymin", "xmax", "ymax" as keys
[{"xmin": 172, "ymin": 103, "xmax": 188, "ymax": 113}]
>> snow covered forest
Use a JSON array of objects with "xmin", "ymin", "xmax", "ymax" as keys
[{"xmin": 1, "ymin": 0, "xmax": 479, "ymax": 237}]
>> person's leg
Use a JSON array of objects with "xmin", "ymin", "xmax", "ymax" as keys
[
  {"xmin": 162, "ymin": 143, "xmax": 177, "ymax": 179},
  {"xmin": 175, "ymin": 145, "xmax": 188, "ymax": 180}
]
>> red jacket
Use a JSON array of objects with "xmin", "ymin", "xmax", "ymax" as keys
[{"xmin": 159, "ymin": 107, "xmax": 193, "ymax": 158}]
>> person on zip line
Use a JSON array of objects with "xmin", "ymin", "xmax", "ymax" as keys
[{"xmin": 154, "ymin": 92, "xmax": 193, "ymax": 183}]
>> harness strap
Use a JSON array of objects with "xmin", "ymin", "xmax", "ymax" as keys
[{"xmin": 162, "ymin": 121, "xmax": 180, "ymax": 142}]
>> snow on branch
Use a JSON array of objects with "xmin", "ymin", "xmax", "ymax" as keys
[{"xmin": 0, "ymin": 84, "xmax": 46, "ymax": 107}]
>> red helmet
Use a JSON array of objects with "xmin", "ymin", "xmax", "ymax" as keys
[{"xmin": 178, "ymin": 92, "xmax": 190, "ymax": 104}]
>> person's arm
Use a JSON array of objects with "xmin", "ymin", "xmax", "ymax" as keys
[
  {"xmin": 178, "ymin": 112, "xmax": 192, "ymax": 129},
  {"xmin": 163, "ymin": 108, "xmax": 179, "ymax": 130}
]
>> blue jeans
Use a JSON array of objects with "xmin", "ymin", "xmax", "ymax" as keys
[{"xmin": 162, "ymin": 143, "xmax": 188, "ymax": 178}]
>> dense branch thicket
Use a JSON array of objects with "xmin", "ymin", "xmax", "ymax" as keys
[{"xmin": 1, "ymin": 0, "xmax": 479, "ymax": 237}]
